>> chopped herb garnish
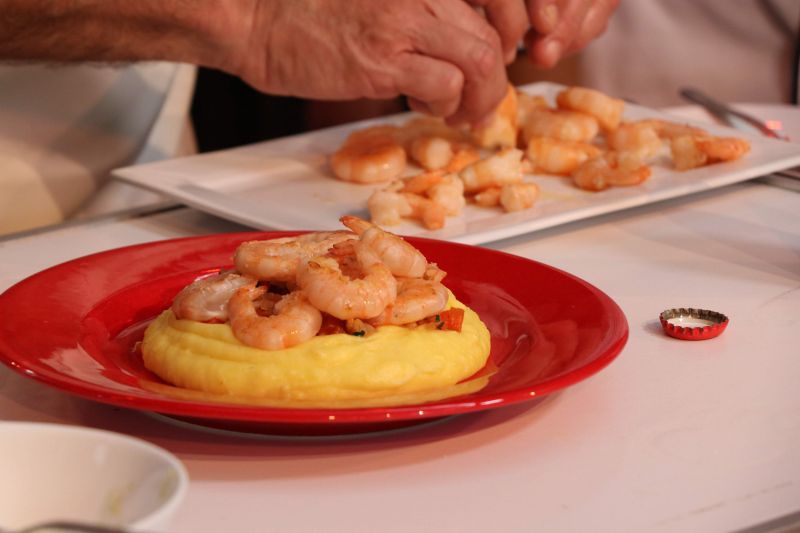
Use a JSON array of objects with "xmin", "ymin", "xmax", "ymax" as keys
[
  {"xmin": 351, "ymin": 330, "xmax": 366, "ymax": 337},
  {"xmin": 435, "ymin": 314, "xmax": 441, "ymax": 322}
]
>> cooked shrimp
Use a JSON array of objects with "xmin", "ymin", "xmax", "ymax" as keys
[
  {"xmin": 444, "ymin": 143, "xmax": 481, "ymax": 173},
  {"xmin": 297, "ymin": 241, "xmax": 397, "ymax": 320},
  {"xmin": 408, "ymin": 136, "xmax": 480, "ymax": 174},
  {"xmin": 367, "ymin": 188, "xmax": 413, "ymax": 226},
  {"xmin": 521, "ymin": 108, "xmax": 600, "ymax": 144},
  {"xmin": 227, "ymin": 287, "xmax": 322, "ymax": 350},
  {"xmin": 459, "ymin": 148, "xmax": 524, "ymax": 193},
  {"xmin": 605, "ymin": 121, "xmax": 663, "ymax": 162},
  {"xmin": 326, "ymin": 238, "xmax": 361, "ymax": 279},
  {"xmin": 405, "ymin": 193, "xmax": 446, "ymax": 230},
  {"xmin": 341, "ymin": 215, "xmax": 428, "ymax": 278},
  {"xmin": 500, "ymin": 183, "xmax": 539, "ymax": 212},
  {"xmin": 671, "ymin": 134, "xmax": 750, "ymax": 171},
  {"xmin": 472, "ymin": 186, "xmax": 502, "ymax": 207},
  {"xmin": 525, "ymin": 137, "xmax": 602, "ymax": 175},
  {"xmin": 638, "ymin": 119, "xmax": 708, "ymax": 141},
  {"xmin": 516, "ymin": 91, "xmax": 550, "ymax": 128},
  {"xmin": 423, "ymin": 262, "xmax": 447, "ymax": 283},
  {"xmin": 171, "ymin": 270, "xmax": 256, "ymax": 322},
  {"xmin": 520, "ymin": 157, "xmax": 534, "ymax": 175},
  {"xmin": 471, "ymin": 84, "xmax": 518, "ymax": 149},
  {"xmin": 428, "ymin": 173, "xmax": 465, "ymax": 216},
  {"xmin": 234, "ymin": 236, "xmax": 300, "ymax": 282},
  {"xmin": 378, "ymin": 178, "xmax": 448, "ymax": 226},
  {"xmin": 366, "ymin": 187, "xmax": 445, "ymax": 229},
  {"xmin": 368, "ymin": 278, "xmax": 449, "ymax": 326},
  {"xmin": 234, "ymin": 231, "xmax": 355, "ymax": 282},
  {"xmin": 254, "ymin": 291, "xmax": 284, "ymax": 316},
  {"xmin": 402, "ymin": 170, "xmax": 444, "ymax": 195},
  {"xmin": 613, "ymin": 149, "xmax": 652, "ymax": 172},
  {"xmin": 556, "ymin": 86, "xmax": 625, "ymax": 131},
  {"xmin": 400, "ymin": 117, "xmax": 470, "ymax": 170},
  {"xmin": 344, "ymin": 318, "xmax": 377, "ymax": 336},
  {"xmin": 695, "ymin": 136, "xmax": 751, "ymax": 161},
  {"xmin": 572, "ymin": 153, "xmax": 652, "ymax": 191},
  {"xmin": 409, "ymin": 136, "xmax": 454, "ymax": 171},
  {"xmin": 670, "ymin": 135, "xmax": 707, "ymax": 171},
  {"xmin": 402, "ymin": 116, "xmax": 468, "ymax": 143},
  {"xmin": 330, "ymin": 125, "xmax": 407, "ymax": 183}
]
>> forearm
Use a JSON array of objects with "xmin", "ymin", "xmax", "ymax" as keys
[
  {"xmin": 0, "ymin": 0, "xmax": 518, "ymax": 123},
  {"xmin": 0, "ymin": 0, "xmax": 252, "ymax": 70}
]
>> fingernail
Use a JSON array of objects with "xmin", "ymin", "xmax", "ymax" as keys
[
  {"xmin": 505, "ymin": 46, "xmax": 517, "ymax": 65},
  {"xmin": 543, "ymin": 39, "xmax": 563, "ymax": 65},
  {"xmin": 540, "ymin": 4, "xmax": 559, "ymax": 33}
]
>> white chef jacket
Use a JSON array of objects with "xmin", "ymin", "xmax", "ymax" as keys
[
  {"xmin": 513, "ymin": 0, "xmax": 800, "ymax": 107},
  {"xmin": 580, "ymin": 0, "xmax": 800, "ymax": 106},
  {"xmin": 0, "ymin": 62, "xmax": 196, "ymax": 235}
]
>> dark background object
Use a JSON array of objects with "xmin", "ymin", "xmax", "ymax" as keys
[
  {"xmin": 190, "ymin": 68, "xmax": 406, "ymax": 153},
  {"xmin": 190, "ymin": 68, "xmax": 307, "ymax": 152}
]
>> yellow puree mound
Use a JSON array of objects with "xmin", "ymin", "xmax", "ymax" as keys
[{"xmin": 141, "ymin": 293, "xmax": 491, "ymax": 408}]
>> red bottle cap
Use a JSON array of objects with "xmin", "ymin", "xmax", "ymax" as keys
[{"xmin": 659, "ymin": 308, "xmax": 729, "ymax": 341}]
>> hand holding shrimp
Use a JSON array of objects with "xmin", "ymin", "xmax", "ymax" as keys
[{"xmin": 241, "ymin": 0, "xmax": 520, "ymax": 125}]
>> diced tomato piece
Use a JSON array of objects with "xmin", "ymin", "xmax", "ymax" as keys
[
  {"xmin": 439, "ymin": 308, "xmax": 465, "ymax": 332},
  {"xmin": 319, "ymin": 314, "xmax": 346, "ymax": 335}
]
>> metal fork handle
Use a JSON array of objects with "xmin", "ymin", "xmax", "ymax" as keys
[
  {"xmin": 775, "ymin": 167, "xmax": 800, "ymax": 180},
  {"xmin": 11, "ymin": 521, "xmax": 134, "ymax": 533},
  {"xmin": 679, "ymin": 87, "xmax": 785, "ymax": 139}
]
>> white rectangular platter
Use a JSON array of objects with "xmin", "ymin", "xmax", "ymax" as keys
[{"xmin": 114, "ymin": 82, "xmax": 800, "ymax": 245}]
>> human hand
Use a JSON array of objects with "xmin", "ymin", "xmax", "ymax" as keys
[
  {"xmin": 236, "ymin": 0, "xmax": 524, "ymax": 125},
  {"xmin": 465, "ymin": 0, "xmax": 531, "ymax": 65},
  {"xmin": 524, "ymin": 0, "xmax": 619, "ymax": 68}
]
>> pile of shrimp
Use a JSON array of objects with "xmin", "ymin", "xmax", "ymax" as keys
[
  {"xmin": 329, "ymin": 85, "xmax": 751, "ymax": 229},
  {"xmin": 169, "ymin": 216, "xmax": 463, "ymax": 351}
]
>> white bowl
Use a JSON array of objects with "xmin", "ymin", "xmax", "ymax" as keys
[{"xmin": 0, "ymin": 422, "xmax": 188, "ymax": 532}]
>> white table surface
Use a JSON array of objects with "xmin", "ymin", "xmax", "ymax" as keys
[{"xmin": 1, "ymin": 181, "xmax": 799, "ymax": 533}]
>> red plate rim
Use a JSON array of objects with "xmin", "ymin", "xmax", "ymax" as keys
[{"xmin": 0, "ymin": 232, "xmax": 628, "ymax": 427}]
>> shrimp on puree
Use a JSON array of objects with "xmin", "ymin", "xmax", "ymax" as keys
[
  {"xmin": 140, "ymin": 216, "xmax": 492, "ymax": 408},
  {"xmin": 141, "ymin": 292, "xmax": 490, "ymax": 406}
]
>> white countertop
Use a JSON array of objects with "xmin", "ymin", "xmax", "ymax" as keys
[{"xmin": 1, "ymin": 181, "xmax": 799, "ymax": 533}]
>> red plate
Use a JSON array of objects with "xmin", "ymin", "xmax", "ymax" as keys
[{"xmin": 0, "ymin": 233, "xmax": 628, "ymax": 436}]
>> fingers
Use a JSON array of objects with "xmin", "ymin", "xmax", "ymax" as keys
[
  {"xmin": 570, "ymin": 0, "xmax": 619, "ymax": 50},
  {"xmin": 437, "ymin": 26, "xmax": 507, "ymax": 125},
  {"xmin": 465, "ymin": 0, "xmax": 530, "ymax": 64},
  {"xmin": 524, "ymin": 0, "xmax": 619, "ymax": 67},
  {"xmin": 396, "ymin": 54, "xmax": 464, "ymax": 117},
  {"xmin": 238, "ymin": 0, "xmax": 519, "ymax": 123},
  {"xmin": 526, "ymin": 0, "xmax": 592, "ymax": 68},
  {"xmin": 415, "ymin": 1, "xmax": 508, "ymax": 124},
  {"xmin": 528, "ymin": 0, "xmax": 559, "ymax": 34}
]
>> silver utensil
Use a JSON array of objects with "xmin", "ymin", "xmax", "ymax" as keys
[
  {"xmin": 679, "ymin": 87, "xmax": 800, "ymax": 193},
  {"xmin": 6, "ymin": 521, "xmax": 132, "ymax": 533},
  {"xmin": 679, "ymin": 87, "xmax": 790, "ymax": 140}
]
